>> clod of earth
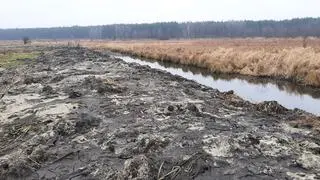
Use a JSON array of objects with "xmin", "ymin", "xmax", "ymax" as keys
[
  {"xmin": 0, "ymin": 46, "xmax": 319, "ymax": 179},
  {"xmin": 42, "ymin": 85, "xmax": 55, "ymax": 95}
]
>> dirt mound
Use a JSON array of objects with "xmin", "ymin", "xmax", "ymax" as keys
[{"xmin": 256, "ymin": 101, "xmax": 288, "ymax": 114}]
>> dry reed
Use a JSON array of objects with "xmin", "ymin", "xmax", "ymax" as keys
[{"xmin": 81, "ymin": 38, "xmax": 320, "ymax": 87}]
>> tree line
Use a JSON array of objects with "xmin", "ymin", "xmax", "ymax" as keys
[{"xmin": 1, "ymin": 17, "xmax": 320, "ymax": 40}]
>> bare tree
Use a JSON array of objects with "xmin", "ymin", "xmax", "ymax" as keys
[
  {"xmin": 22, "ymin": 37, "xmax": 31, "ymax": 45},
  {"xmin": 302, "ymin": 36, "xmax": 308, "ymax": 48}
]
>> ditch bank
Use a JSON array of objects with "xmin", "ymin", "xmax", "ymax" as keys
[{"xmin": 112, "ymin": 54, "xmax": 320, "ymax": 115}]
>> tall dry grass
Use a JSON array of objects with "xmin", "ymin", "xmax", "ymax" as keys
[{"xmin": 81, "ymin": 38, "xmax": 320, "ymax": 87}]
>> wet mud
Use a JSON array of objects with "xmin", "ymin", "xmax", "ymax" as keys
[{"xmin": 0, "ymin": 47, "xmax": 320, "ymax": 180}]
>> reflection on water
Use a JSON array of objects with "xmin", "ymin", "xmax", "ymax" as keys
[{"xmin": 114, "ymin": 55, "xmax": 320, "ymax": 115}]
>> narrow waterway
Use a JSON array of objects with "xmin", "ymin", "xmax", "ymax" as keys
[{"xmin": 114, "ymin": 55, "xmax": 320, "ymax": 115}]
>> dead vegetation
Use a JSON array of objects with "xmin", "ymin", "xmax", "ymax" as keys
[
  {"xmin": 80, "ymin": 38, "xmax": 320, "ymax": 87},
  {"xmin": 290, "ymin": 117, "xmax": 320, "ymax": 132}
]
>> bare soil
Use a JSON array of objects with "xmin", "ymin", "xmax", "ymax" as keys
[{"xmin": 0, "ymin": 46, "xmax": 320, "ymax": 180}]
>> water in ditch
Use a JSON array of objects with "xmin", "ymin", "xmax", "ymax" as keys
[{"xmin": 114, "ymin": 55, "xmax": 320, "ymax": 115}]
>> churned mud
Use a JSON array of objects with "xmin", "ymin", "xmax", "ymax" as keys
[{"xmin": 0, "ymin": 47, "xmax": 320, "ymax": 180}]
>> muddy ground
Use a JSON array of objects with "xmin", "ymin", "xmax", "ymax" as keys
[{"xmin": 0, "ymin": 46, "xmax": 320, "ymax": 180}]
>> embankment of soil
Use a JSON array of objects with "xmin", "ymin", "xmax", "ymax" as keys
[{"xmin": 0, "ymin": 46, "xmax": 320, "ymax": 179}]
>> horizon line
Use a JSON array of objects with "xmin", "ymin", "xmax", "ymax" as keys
[{"xmin": 1, "ymin": 16, "xmax": 319, "ymax": 30}]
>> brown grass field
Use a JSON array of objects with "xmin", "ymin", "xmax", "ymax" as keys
[
  {"xmin": 2, "ymin": 38, "xmax": 320, "ymax": 87},
  {"xmin": 79, "ymin": 38, "xmax": 320, "ymax": 87}
]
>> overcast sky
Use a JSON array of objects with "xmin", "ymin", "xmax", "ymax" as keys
[{"xmin": 1, "ymin": 0, "xmax": 319, "ymax": 28}]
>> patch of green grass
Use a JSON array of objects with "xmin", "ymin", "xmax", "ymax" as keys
[{"xmin": 0, "ymin": 52, "xmax": 38, "ymax": 68}]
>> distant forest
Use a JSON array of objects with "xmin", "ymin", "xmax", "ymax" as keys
[{"xmin": 1, "ymin": 18, "xmax": 320, "ymax": 40}]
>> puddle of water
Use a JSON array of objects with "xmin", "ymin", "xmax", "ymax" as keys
[{"xmin": 114, "ymin": 55, "xmax": 320, "ymax": 115}]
